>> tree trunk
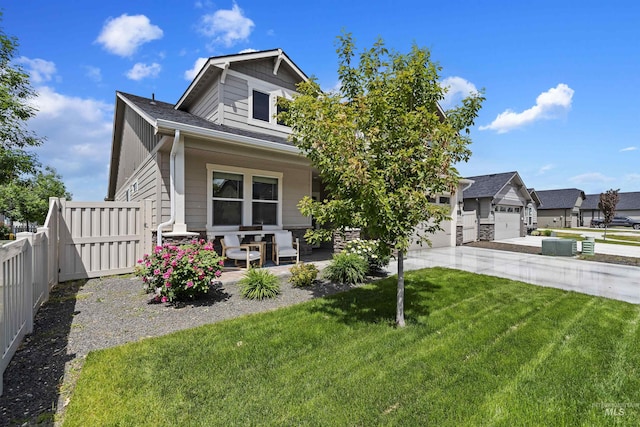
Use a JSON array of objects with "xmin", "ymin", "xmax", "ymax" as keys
[
  {"xmin": 396, "ymin": 249, "xmax": 406, "ymax": 328},
  {"xmin": 604, "ymin": 226, "xmax": 607, "ymax": 241}
]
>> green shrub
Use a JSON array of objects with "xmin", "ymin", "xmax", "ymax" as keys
[
  {"xmin": 0, "ymin": 223, "xmax": 11, "ymax": 240},
  {"xmin": 543, "ymin": 229, "xmax": 552, "ymax": 236},
  {"xmin": 530, "ymin": 230, "xmax": 540, "ymax": 236},
  {"xmin": 238, "ymin": 269, "xmax": 281, "ymax": 300},
  {"xmin": 323, "ymin": 252, "xmax": 368, "ymax": 285},
  {"xmin": 343, "ymin": 238, "xmax": 390, "ymax": 273},
  {"xmin": 289, "ymin": 263, "xmax": 319, "ymax": 287}
]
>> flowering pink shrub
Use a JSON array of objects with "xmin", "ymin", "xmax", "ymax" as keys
[{"xmin": 135, "ymin": 239, "xmax": 223, "ymax": 303}]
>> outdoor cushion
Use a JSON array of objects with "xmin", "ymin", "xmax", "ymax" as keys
[
  {"xmin": 272, "ymin": 231, "xmax": 299, "ymax": 265},
  {"xmin": 222, "ymin": 234, "xmax": 261, "ymax": 268}
]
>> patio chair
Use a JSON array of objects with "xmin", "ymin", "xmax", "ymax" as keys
[
  {"xmin": 272, "ymin": 231, "xmax": 299, "ymax": 265},
  {"xmin": 221, "ymin": 234, "xmax": 262, "ymax": 269}
]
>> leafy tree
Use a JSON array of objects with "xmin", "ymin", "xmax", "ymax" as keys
[
  {"xmin": 0, "ymin": 13, "xmax": 43, "ymax": 184},
  {"xmin": 0, "ymin": 166, "xmax": 71, "ymax": 227},
  {"xmin": 598, "ymin": 188, "xmax": 619, "ymax": 240},
  {"xmin": 281, "ymin": 33, "xmax": 484, "ymax": 327}
]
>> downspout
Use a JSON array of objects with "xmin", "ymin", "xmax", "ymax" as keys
[{"xmin": 157, "ymin": 129, "xmax": 180, "ymax": 247}]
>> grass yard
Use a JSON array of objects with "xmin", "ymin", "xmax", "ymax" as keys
[{"xmin": 63, "ymin": 268, "xmax": 640, "ymax": 426}]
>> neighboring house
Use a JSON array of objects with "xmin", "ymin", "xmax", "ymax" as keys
[
  {"xmin": 535, "ymin": 188, "xmax": 586, "ymax": 228},
  {"xmin": 527, "ymin": 188, "xmax": 542, "ymax": 231},
  {"xmin": 462, "ymin": 171, "xmax": 534, "ymax": 241},
  {"xmin": 106, "ymin": 49, "xmax": 464, "ymax": 253},
  {"xmin": 581, "ymin": 191, "xmax": 640, "ymax": 225}
]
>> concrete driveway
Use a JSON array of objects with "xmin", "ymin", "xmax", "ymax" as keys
[{"xmin": 387, "ymin": 246, "xmax": 640, "ymax": 304}]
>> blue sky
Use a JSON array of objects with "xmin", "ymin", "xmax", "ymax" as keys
[{"xmin": 3, "ymin": 1, "xmax": 640, "ymax": 200}]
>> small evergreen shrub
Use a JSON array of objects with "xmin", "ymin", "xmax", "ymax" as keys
[
  {"xmin": 288, "ymin": 262, "xmax": 319, "ymax": 287},
  {"xmin": 323, "ymin": 252, "xmax": 368, "ymax": 285},
  {"xmin": 542, "ymin": 229, "xmax": 552, "ymax": 236},
  {"xmin": 135, "ymin": 239, "xmax": 223, "ymax": 303},
  {"xmin": 238, "ymin": 269, "xmax": 281, "ymax": 300},
  {"xmin": 343, "ymin": 238, "xmax": 390, "ymax": 272},
  {"xmin": 0, "ymin": 223, "xmax": 11, "ymax": 240}
]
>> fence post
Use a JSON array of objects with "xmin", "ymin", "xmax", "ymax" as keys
[
  {"xmin": 16, "ymin": 232, "xmax": 34, "ymax": 334},
  {"xmin": 37, "ymin": 227, "xmax": 50, "ymax": 303},
  {"xmin": 142, "ymin": 199, "xmax": 153, "ymax": 258}
]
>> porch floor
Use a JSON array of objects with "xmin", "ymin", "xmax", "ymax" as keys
[{"xmin": 220, "ymin": 248, "xmax": 334, "ymax": 283}]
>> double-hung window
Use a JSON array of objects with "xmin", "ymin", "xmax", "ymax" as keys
[
  {"xmin": 207, "ymin": 164, "xmax": 282, "ymax": 231},
  {"xmin": 211, "ymin": 171, "xmax": 243, "ymax": 226}
]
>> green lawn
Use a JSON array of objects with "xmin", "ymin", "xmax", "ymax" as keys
[{"xmin": 63, "ymin": 268, "xmax": 640, "ymax": 426}]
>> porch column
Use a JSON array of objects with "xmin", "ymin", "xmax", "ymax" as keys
[{"xmin": 172, "ymin": 133, "xmax": 188, "ymax": 234}]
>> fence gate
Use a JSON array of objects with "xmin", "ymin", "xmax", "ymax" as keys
[
  {"xmin": 58, "ymin": 200, "xmax": 151, "ymax": 281},
  {"xmin": 462, "ymin": 210, "xmax": 478, "ymax": 243}
]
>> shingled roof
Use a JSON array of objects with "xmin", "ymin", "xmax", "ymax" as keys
[
  {"xmin": 119, "ymin": 92, "xmax": 292, "ymax": 146},
  {"xmin": 582, "ymin": 191, "xmax": 640, "ymax": 211},
  {"xmin": 463, "ymin": 171, "xmax": 521, "ymax": 199},
  {"xmin": 536, "ymin": 188, "xmax": 586, "ymax": 209}
]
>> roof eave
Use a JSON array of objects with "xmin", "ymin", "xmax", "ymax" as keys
[{"xmin": 155, "ymin": 118, "xmax": 301, "ymax": 156}]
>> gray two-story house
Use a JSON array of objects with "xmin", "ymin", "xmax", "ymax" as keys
[{"xmin": 106, "ymin": 49, "xmax": 467, "ymax": 253}]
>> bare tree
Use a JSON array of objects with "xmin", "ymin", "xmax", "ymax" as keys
[{"xmin": 598, "ymin": 188, "xmax": 619, "ymax": 240}]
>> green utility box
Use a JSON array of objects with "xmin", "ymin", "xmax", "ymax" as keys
[
  {"xmin": 581, "ymin": 237, "xmax": 595, "ymax": 256},
  {"xmin": 542, "ymin": 238, "xmax": 577, "ymax": 256}
]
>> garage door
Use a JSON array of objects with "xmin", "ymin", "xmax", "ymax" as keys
[
  {"xmin": 409, "ymin": 219, "xmax": 453, "ymax": 250},
  {"xmin": 494, "ymin": 212, "xmax": 521, "ymax": 240}
]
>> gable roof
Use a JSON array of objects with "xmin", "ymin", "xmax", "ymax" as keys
[
  {"xmin": 582, "ymin": 191, "xmax": 640, "ymax": 211},
  {"xmin": 176, "ymin": 49, "xmax": 307, "ymax": 110},
  {"xmin": 463, "ymin": 171, "xmax": 526, "ymax": 199},
  {"xmin": 536, "ymin": 188, "xmax": 586, "ymax": 210}
]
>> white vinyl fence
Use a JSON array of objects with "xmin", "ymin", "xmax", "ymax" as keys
[{"xmin": 1, "ymin": 198, "xmax": 152, "ymax": 395}]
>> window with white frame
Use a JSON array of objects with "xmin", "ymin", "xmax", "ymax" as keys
[
  {"xmin": 207, "ymin": 164, "xmax": 282, "ymax": 229},
  {"xmin": 212, "ymin": 171, "xmax": 244, "ymax": 226},
  {"xmin": 248, "ymin": 82, "xmax": 293, "ymax": 129}
]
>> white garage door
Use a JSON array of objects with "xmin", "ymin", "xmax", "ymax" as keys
[
  {"xmin": 494, "ymin": 212, "xmax": 521, "ymax": 240},
  {"xmin": 409, "ymin": 220, "xmax": 453, "ymax": 250}
]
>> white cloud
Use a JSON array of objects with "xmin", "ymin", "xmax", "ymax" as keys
[
  {"xmin": 16, "ymin": 57, "xmax": 57, "ymax": 84},
  {"xmin": 620, "ymin": 146, "xmax": 637, "ymax": 152},
  {"xmin": 200, "ymin": 2, "xmax": 255, "ymax": 47},
  {"xmin": 95, "ymin": 14, "xmax": 163, "ymax": 57},
  {"xmin": 27, "ymin": 86, "xmax": 113, "ymax": 201},
  {"xmin": 84, "ymin": 66, "xmax": 102, "ymax": 83},
  {"xmin": 569, "ymin": 172, "xmax": 615, "ymax": 185},
  {"xmin": 625, "ymin": 173, "xmax": 640, "ymax": 182},
  {"xmin": 126, "ymin": 62, "xmax": 162, "ymax": 81},
  {"xmin": 440, "ymin": 76, "xmax": 478, "ymax": 109},
  {"xmin": 184, "ymin": 57, "xmax": 209, "ymax": 80},
  {"xmin": 537, "ymin": 164, "xmax": 554, "ymax": 175},
  {"xmin": 480, "ymin": 83, "xmax": 574, "ymax": 133},
  {"xmin": 238, "ymin": 48, "xmax": 258, "ymax": 54}
]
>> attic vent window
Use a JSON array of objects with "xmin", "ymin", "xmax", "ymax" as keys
[{"xmin": 252, "ymin": 90, "xmax": 270, "ymax": 122}]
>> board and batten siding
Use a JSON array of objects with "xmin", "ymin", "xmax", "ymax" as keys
[
  {"xmin": 497, "ymin": 185, "xmax": 525, "ymax": 205},
  {"xmin": 182, "ymin": 142, "xmax": 312, "ymax": 231},
  {"xmin": 232, "ymin": 60, "xmax": 299, "ymax": 92},
  {"xmin": 187, "ymin": 74, "xmax": 220, "ymax": 122},
  {"xmin": 115, "ymin": 105, "xmax": 163, "ymax": 191}
]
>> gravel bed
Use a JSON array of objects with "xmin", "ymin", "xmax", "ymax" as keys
[{"xmin": 1, "ymin": 261, "xmax": 369, "ymax": 426}]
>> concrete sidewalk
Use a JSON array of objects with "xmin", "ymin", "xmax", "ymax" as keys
[{"xmin": 387, "ymin": 246, "xmax": 640, "ymax": 304}]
